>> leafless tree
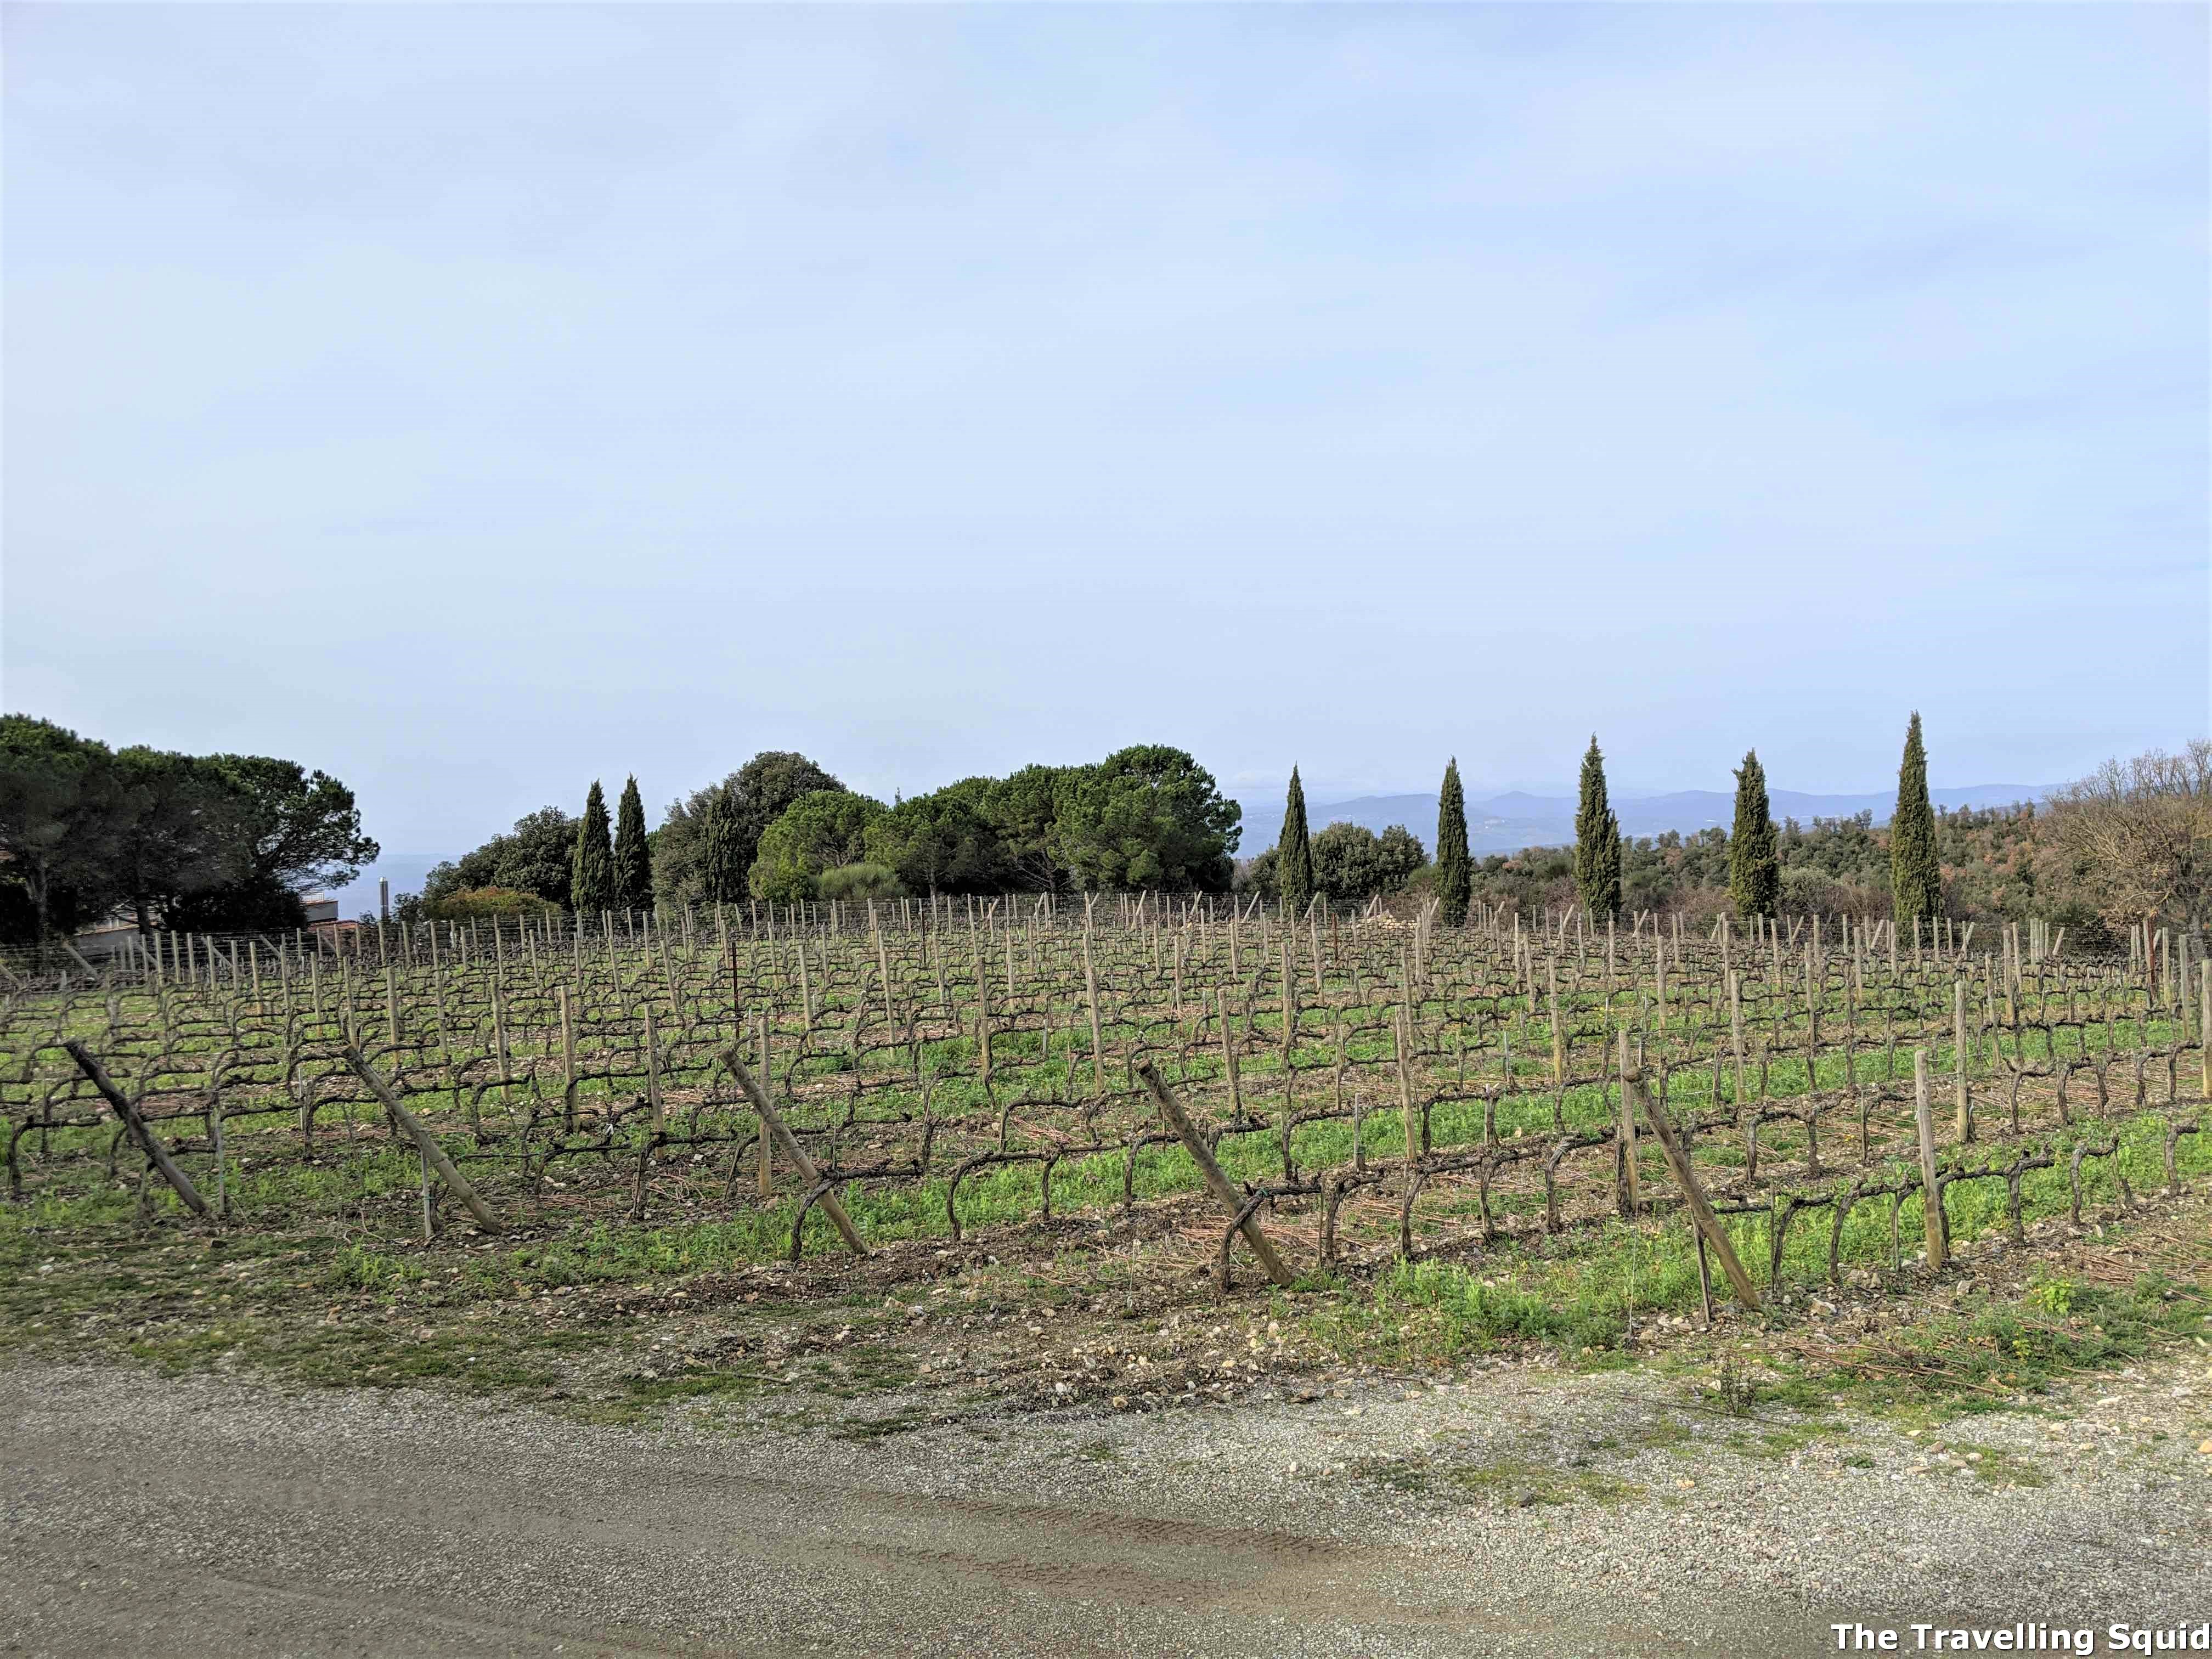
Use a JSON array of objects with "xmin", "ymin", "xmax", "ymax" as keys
[{"xmin": 2041, "ymin": 740, "xmax": 2212, "ymax": 934}]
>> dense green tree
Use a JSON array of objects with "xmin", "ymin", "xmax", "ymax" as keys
[
  {"xmin": 1435, "ymin": 758, "xmax": 1471, "ymax": 926},
  {"xmin": 0, "ymin": 716, "xmax": 125, "ymax": 940},
  {"xmin": 647, "ymin": 746, "xmax": 1238, "ymax": 901},
  {"xmin": 653, "ymin": 751, "xmax": 843, "ymax": 906},
  {"xmin": 1310, "ymin": 821, "xmax": 1426, "ymax": 906},
  {"xmin": 1890, "ymin": 711, "xmax": 1943, "ymax": 929},
  {"xmin": 196, "ymin": 754, "xmax": 377, "ymax": 896},
  {"xmin": 1376, "ymin": 824, "xmax": 1426, "ymax": 894},
  {"xmin": 749, "ymin": 790, "xmax": 887, "ymax": 902},
  {"xmin": 1729, "ymin": 750, "xmax": 1781, "ymax": 918},
  {"xmin": 980, "ymin": 764, "xmax": 1074, "ymax": 890},
  {"xmin": 424, "ymin": 806, "xmax": 577, "ymax": 907},
  {"xmin": 110, "ymin": 746, "xmax": 250, "ymax": 935},
  {"xmin": 1310, "ymin": 822, "xmax": 1374, "ymax": 906},
  {"xmin": 164, "ymin": 873, "xmax": 309, "ymax": 933},
  {"xmin": 865, "ymin": 778, "xmax": 1002, "ymax": 895},
  {"xmin": 1051, "ymin": 744, "xmax": 1240, "ymax": 891},
  {"xmin": 1237, "ymin": 847, "xmax": 1281, "ymax": 899},
  {"xmin": 571, "ymin": 781, "xmax": 616, "ymax": 914},
  {"xmin": 698, "ymin": 795, "xmax": 744, "ymax": 905},
  {"xmin": 1572, "ymin": 736, "xmax": 1623, "ymax": 918},
  {"xmin": 1, "ymin": 718, "xmax": 375, "ymax": 942},
  {"xmin": 613, "ymin": 775, "xmax": 653, "ymax": 912},
  {"xmin": 1276, "ymin": 768, "xmax": 1315, "ymax": 916}
]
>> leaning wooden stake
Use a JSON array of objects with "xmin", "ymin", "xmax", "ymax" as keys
[
  {"xmin": 1628, "ymin": 1059, "xmax": 1759, "ymax": 1311},
  {"xmin": 63, "ymin": 1041, "xmax": 210, "ymax": 1220},
  {"xmin": 721, "ymin": 1046, "xmax": 868, "ymax": 1257},
  {"xmin": 1136, "ymin": 1061, "xmax": 1295, "ymax": 1289},
  {"xmin": 343, "ymin": 1049, "xmax": 503, "ymax": 1233}
]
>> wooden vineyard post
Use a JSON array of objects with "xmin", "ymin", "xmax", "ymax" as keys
[
  {"xmin": 63, "ymin": 1041, "xmax": 211, "ymax": 1220},
  {"xmin": 343, "ymin": 1049, "xmax": 502, "ymax": 1233},
  {"xmin": 1729, "ymin": 970, "xmax": 1746, "ymax": 1110},
  {"xmin": 1395, "ymin": 1004, "xmax": 1418, "ymax": 1172},
  {"xmin": 1547, "ymin": 957, "xmax": 1565, "ymax": 1090},
  {"xmin": 1216, "ymin": 988, "xmax": 1243, "ymax": 1115},
  {"xmin": 975, "ymin": 951, "xmax": 994, "ymax": 1091},
  {"xmin": 1082, "ymin": 929, "xmax": 1105, "ymax": 1099},
  {"xmin": 630, "ymin": 1003, "xmax": 665, "ymax": 1222},
  {"xmin": 721, "ymin": 1048, "xmax": 868, "ymax": 1257},
  {"xmin": 1136, "ymin": 1062, "xmax": 1295, "ymax": 1289},
  {"xmin": 1914, "ymin": 1049, "xmax": 1948, "ymax": 1271},
  {"xmin": 1628, "ymin": 1059, "xmax": 1758, "ymax": 1311},
  {"xmin": 489, "ymin": 977, "xmax": 511, "ymax": 1113},
  {"xmin": 2202, "ymin": 981, "xmax": 2210, "ymax": 1101},
  {"xmin": 1953, "ymin": 978, "xmax": 1972, "ymax": 1142},
  {"xmin": 874, "ymin": 918, "xmax": 894, "ymax": 1032},
  {"xmin": 1615, "ymin": 1026, "xmax": 1640, "ymax": 1216},
  {"xmin": 558, "ymin": 985, "xmax": 578, "ymax": 1132},
  {"xmin": 757, "ymin": 1012, "xmax": 774, "ymax": 1198},
  {"xmin": 1280, "ymin": 929, "xmax": 1298, "ymax": 1177}
]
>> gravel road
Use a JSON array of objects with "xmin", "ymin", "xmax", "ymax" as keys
[{"xmin": 4, "ymin": 1355, "xmax": 2207, "ymax": 1658}]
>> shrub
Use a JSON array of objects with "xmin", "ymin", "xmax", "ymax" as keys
[
  {"xmin": 817, "ymin": 862, "xmax": 905, "ymax": 900},
  {"xmin": 419, "ymin": 886, "xmax": 562, "ymax": 922}
]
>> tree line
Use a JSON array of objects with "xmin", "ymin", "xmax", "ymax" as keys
[
  {"xmin": 12, "ymin": 702, "xmax": 2198, "ymax": 949},
  {"xmin": 417, "ymin": 716, "xmax": 2208, "ymax": 944},
  {"xmin": 1246, "ymin": 717, "xmax": 2207, "ymax": 946},
  {"xmin": 409, "ymin": 743, "xmax": 1245, "ymax": 921},
  {"xmin": 0, "ymin": 715, "xmax": 377, "ymax": 944}
]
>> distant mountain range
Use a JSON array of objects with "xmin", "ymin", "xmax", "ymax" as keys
[{"xmin": 1234, "ymin": 784, "xmax": 2049, "ymax": 861}]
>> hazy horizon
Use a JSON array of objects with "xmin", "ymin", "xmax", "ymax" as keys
[{"xmin": 7, "ymin": 6, "xmax": 2204, "ymax": 856}]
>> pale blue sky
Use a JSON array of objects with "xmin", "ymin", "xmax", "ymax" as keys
[{"xmin": 5, "ymin": 4, "xmax": 2205, "ymax": 855}]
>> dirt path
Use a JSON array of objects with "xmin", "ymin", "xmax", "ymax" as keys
[{"xmin": 5, "ymin": 1354, "xmax": 2207, "ymax": 1659}]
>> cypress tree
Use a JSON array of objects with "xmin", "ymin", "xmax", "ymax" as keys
[
  {"xmin": 613, "ymin": 775, "xmax": 652, "ymax": 913},
  {"xmin": 571, "ymin": 780, "xmax": 615, "ymax": 915},
  {"xmin": 1729, "ymin": 750, "xmax": 1780, "ymax": 919},
  {"xmin": 1277, "ymin": 766, "xmax": 1315, "ymax": 915},
  {"xmin": 1435, "ymin": 758, "xmax": 1471, "ymax": 927},
  {"xmin": 1572, "ymin": 736, "xmax": 1622, "ymax": 918},
  {"xmin": 1890, "ymin": 711, "xmax": 1942, "ymax": 929},
  {"xmin": 699, "ymin": 793, "xmax": 741, "ymax": 905}
]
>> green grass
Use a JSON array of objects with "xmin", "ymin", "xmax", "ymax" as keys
[
  {"xmin": 1440, "ymin": 1457, "xmax": 1645, "ymax": 1507},
  {"xmin": 1815, "ymin": 1274, "xmax": 2211, "ymax": 1413},
  {"xmin": 1, "ymin": 954, "xmax": 2199, "ymax": 1420},
  {"xmin": 1950, "ymin": 1442, "xmax": 2049, "ymax": 1487}
]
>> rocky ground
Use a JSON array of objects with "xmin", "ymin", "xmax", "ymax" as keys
[
  {"xmin": 5, "ymin": 1177, "xmax": 2208, "ymax": 1656},
  {"xmin": 3, "ymin": 1339, "xmax": 2206, "ymax": 1659}
]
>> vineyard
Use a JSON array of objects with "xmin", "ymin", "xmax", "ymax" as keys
[{"xmin": 7, "ymin": 894, "xmax": 2207, "ymax": 1341}]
